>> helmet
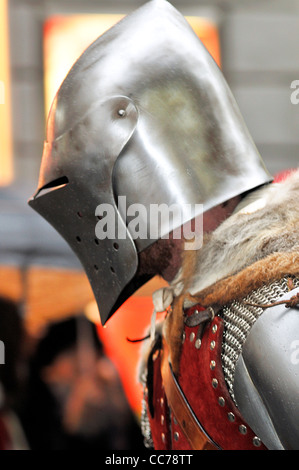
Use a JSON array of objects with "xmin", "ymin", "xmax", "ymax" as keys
[{"xmin": 29, "ymin": 0, "xmax": 272, "ymax": 325}]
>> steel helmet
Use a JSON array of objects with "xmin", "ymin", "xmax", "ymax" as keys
[{"xmin": 29, "ymin": 0, "xmax": 272, "ymax": 324}]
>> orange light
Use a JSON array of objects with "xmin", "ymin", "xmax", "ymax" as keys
[
  {"xmin": 43, "ymin": 14, "xmax": 125, "ymax": 116},
  {"xmin": 186, "ymin": 16, "xmax": 221, "ymax": 68},
  {"xmin": 0, "ymin": 0, "xmax": 13, "ymax": 186},
  {"xmin": 90, "ymin": 293, "xmax": 167, "ymax": 417},
  {"xmin": 43, "ymin": 14, "xmax": 221, "ymax": 116}
]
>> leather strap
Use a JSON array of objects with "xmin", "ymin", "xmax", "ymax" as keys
[{"xmin": 161, "ymin": 340, "xmax": 219, "ymax": 450}]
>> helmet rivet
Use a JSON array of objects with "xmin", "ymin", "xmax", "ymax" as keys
[
  {"xmin": 253, "ymin": 436, "xmax": 262, "ymax": 447},
  {"xmin": 239, "ymin": 424, "xmax": 247, "ymax": 435},
  {"xmin": 118, "ymin": 109, "xmax": 126, "ymax": 117},
  {"xmin": 212, "ymin": 378, "xmax": 218, "ymax": 389},
  {"xmin": 218, "ymin": 396, "xmax": 225, "ymax": 407}
]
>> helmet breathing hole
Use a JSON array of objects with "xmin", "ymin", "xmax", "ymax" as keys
[
  {"xmin": 94, "ymin": 239, "xmax": 99, "ymax": 245},
  {"xmin": 113, "ymin": 242, "xmax": 119, "ymax": 251},
  {"xmin": 94, "ymin": 265, "xmax": 99, "ymax": 271},
  {"xmin": 76, "ymin": 236, "xmax": 81, "ymax": 243},
  {"xmin": 110, "ymin": 266, "xmax": 116, "ymax": 274}
]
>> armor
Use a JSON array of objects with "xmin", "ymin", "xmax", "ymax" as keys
[
  {"xmin": 29, "ymin": 0, "xmax": 271, "ymax": 325},
  {"xmin": 139, "ymin": 171, "xmax": 299, "ymax": 450},
  {"xmin": 141, "ymin": 278, "xmax": 299, "ymax": 450},
  {"xmin": 28, "ymin": 0, "xmax": 299, "ymax": 451},
  {"xmin": 234, "ymin": 286, "xmax": 299, "ymax": 450}
]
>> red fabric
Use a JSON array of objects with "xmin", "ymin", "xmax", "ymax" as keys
[
  {"xmin": 176, "ymin": 304, "xmax": 267, "ymax": 450},
  {"xmin": 147, "ymin": 303, "xmax": 268, "ymax": 450},
  {"xmin": 273, "ymin": 168, "xmax": 297, "ymax": 183}
]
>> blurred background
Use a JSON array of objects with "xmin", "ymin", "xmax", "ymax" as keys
[{"xmin": 0, "ymin": 0, "xmax": 298, "ymax": 450}]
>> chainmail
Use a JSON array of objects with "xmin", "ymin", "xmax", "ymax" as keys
[
  {"xmin": 221, "ymin": 275, "xmax": 299, "ymax": 404},
  {"xmin": 140, "ymin": 276, "xmax": 299, "ymax": 445}
]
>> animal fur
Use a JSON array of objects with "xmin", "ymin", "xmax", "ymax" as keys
[{"xmin": 164, "ymin": 169, "xmax": 299, "ymax": 372}]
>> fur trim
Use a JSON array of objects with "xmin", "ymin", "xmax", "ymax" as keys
[
  {"xmin": 187, "ymin": 251, "xmax": 299, "ymax": 308},
  {"xmin": 165, "ymin": 169, "xmax": 299, "ymax": 372},
  {"xmin": 188, "ymin": 169, "xmax": 299, "ymax": 294}
]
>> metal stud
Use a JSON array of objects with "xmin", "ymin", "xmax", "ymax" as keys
[
  {"xmin": 190, "ymin": 332, "xmax": 195, "ymax": 342},
  {"xmin": 210, "ymin": 340, "xmax": 216, "ymax": 350},
  {"xmin": 182, "ymin": 332, "xmax": 186, "ymax": 344},
  {"xmin": 161, "ymin": 433, "xmax": 165, "ymax": 443},
  {"xmin": 212, "ymin": 324, "xmax": 218, "ymax": 334},
  {"xmin": 160, "ymin": 398, "xmax": 164, "ymax": 407},
  {"xmin": 174, "ymin": 432, "xmax": 179, "ymax": 442},
  {"xmin": 161, "ymin": 415, "xmax": 165, "ymax": 426},
  {"xmin": 212, "ymin": 378, "xmax": 218, "ymax": 389},
  {"xmin": 195, "ymin": 338, "xmax": 201, "ymax": 349},
  {"xmin": 253, "ymin": 436, "xmax": 262, "ymax": 447},
  {"xmin": 218, "ymin": 397, "xmax": 225, "ymax": 407},
  {"xmin": 228, "ymin": 412, "xmax": 235, "ymax": 422},
  {"xmin": 239, "ymin": 424, "xmax": 247, "ymax": 435},
  {"xmin": 210, "ymin": 360, "xmax": 216, "ymax": 370}
]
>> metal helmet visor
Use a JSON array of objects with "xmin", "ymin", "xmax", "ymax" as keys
[{"xmin": 29, "ymin": 0, "xmax": 272, "ymax": 324}]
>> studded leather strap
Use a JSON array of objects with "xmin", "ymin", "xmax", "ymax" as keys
[
  {"xmin": 177, "ymin": 305, "xmax": 267, "ymax": 450},
  {"xmin": 161, "ymin": 340, "xmax": 218, "ymax": 450}
]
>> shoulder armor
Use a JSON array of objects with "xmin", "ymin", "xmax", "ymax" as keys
[{"xmin": 234, "ymin": 287, "xmax": 299, "ymax": 450}]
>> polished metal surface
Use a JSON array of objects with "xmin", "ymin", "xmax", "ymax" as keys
[
  {"xmin": 30, "ymin": 96, "xmax": 139, "ymax": 324},
  {"xmin": 234, "ymin": 287, "xmax": 299, "ymax": 450},
  {"xmin": 221, "ymin": 276, "xmax": 299, "ymax": 403},
  {"xmin": 29, "ymin": 0, "xmax": 272, "ymax": 324}
]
